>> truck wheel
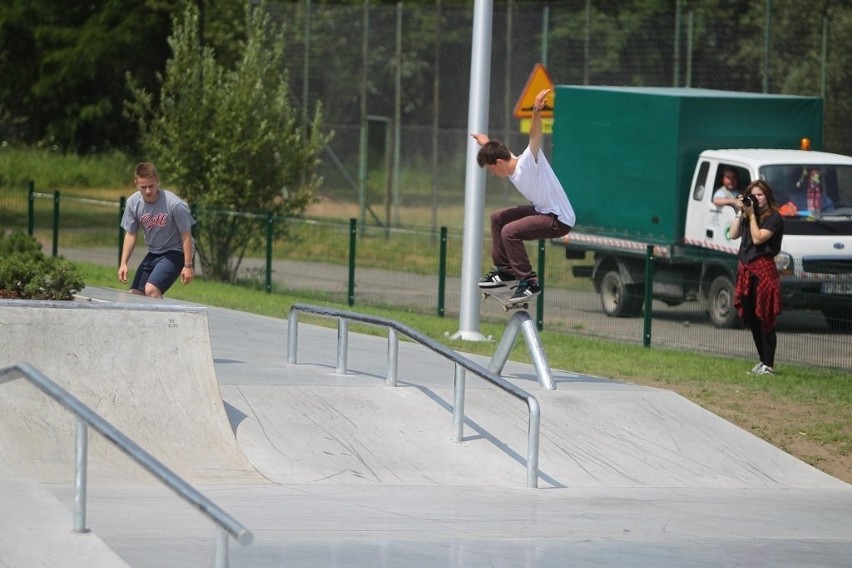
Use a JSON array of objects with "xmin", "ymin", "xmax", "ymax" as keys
[
  {"xmin": 708, "ymin": 275, "xmax": 739, "ymax": 328},
  {"xmin": 600, "ymin": 270, "xmax": 643, "ymax": 317},
  {"xmin": 821, "ymin": 306, "xmax": 852, "ymax": 332}
]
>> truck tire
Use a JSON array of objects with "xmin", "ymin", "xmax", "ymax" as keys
[
  {"xmin": 600, "ymin": 270, "xmax": 643, "ymax": 317},
  {"xmin": 821, "ymin": 306, "xmax": 852, "ymax": 332},
  {"xmin": 707, "ymin": 275, "xmax": 739, "ymax": 328}
]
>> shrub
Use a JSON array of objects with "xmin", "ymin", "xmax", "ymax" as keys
[
  {"xmin": 0, "ymin": 229, "xmax": 44, "ymax": 259},
  {"xmin": 0, "ymin": 230, "xmax": 84, "ymax": 300}
]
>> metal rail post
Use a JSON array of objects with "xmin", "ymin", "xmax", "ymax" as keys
[
  {"xmin": 387, "ymin": 328, "xmax": 399, "ymax": 386},
  {"xmin": 337, "ymin": 317, "xmax": 349, "ymax": 374},
  {"xmin": 488, "ymin": 311, "xmax": 555, "ymax": 390},
  {"xmin": 453, "ymin": 364, "xmax": 466, "ymax": 442},
  {"xmin": 287, "ymin": 310, "xmax": 299, "ymax": 363},
  {"xmin": 73, "ymin": 419, "xmax": 89, "ymax": 533}
]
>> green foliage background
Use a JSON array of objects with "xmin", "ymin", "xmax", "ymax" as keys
[{"xmin": 125, "ymin": 3, "xmax": 330, "ymax": 281}]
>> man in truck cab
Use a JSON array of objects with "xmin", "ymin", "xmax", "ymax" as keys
[
  {"xmin": 471, "ymin": 88, "xmax": 576, "ymax": 304},
  {"xmin": 713, "ymin": 168, "xmax": 741, "ymax": 208}
]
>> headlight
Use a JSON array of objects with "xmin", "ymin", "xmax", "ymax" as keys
[{"xmin": 775, "ymin": 252, "xmax": 794, "ymax": 275}]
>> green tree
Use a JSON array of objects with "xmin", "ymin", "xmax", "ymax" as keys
[
  {"xmin": 126, "ymin": 2, "xmax": 330, "ymax": 282},
  {"xmin": 0, "ymin": 0, "xmax": 173, "ymax": 151},
  {"xmin": 0, "ymin": 0, "xmax": 247, "ymax": 152}
]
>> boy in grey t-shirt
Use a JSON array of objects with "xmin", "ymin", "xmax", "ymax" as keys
[{"xmin": 118, "ymin": 162, "xmax": 196, "ymax": 298}]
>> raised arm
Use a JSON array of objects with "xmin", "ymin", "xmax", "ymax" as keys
[{"xmin": 529, "ymin": 88, "xmax": 551, "ymax": 159}]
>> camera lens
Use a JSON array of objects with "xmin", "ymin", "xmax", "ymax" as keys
[{"xmin": 742, "ymin": 195, "xmax": 752, "ymax": 207}]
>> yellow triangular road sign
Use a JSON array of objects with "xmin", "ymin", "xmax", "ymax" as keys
[{"xmin": 513, "ymin": 63, "xmax": 555, "ymax": 119}]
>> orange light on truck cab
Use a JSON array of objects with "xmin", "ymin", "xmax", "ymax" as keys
[{"xmin": 800, "ymin": 138, "xmax": 811, "ymax": 151}]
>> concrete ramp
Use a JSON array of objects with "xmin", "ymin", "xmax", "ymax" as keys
[
  {"xmin": 224, "ymin": 383, "xmax": 531, "ymax": 486},
  {"xmin": 222, "ymin": 372, "xmax": 846, "ymax": 489},
  {"xmin": 0, "ymin": 300, "xmax": 261, "ymax": 485}
]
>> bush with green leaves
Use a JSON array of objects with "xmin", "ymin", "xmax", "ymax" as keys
[
  {"xmin": 0, "ymin": 229, "xmax": 44, "ymax": 258},
  {"xmin": 0, "ymin": 230, "xmax": 84, "ymax": 300}
]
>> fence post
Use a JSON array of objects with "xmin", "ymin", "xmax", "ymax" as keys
[
  {"xmin": 348, "ymin": 218, "xmax": 357, "ymax": 306},
  {"xmin": 265, "ymin": 212, "xmax": 273, "ymax": 293},
  {"xmin": 52, "ymin": 190, "xmax": 60, "ymax": 257},
  {"xmin": 117, "ymin": 196, "xmax": 126, "ymax": 266},
  {"xmin": 437, "ymin": 226, "xmax": 447, "ymax": 317},
  {"xmin": 27, "ymin": 181, "xmax": 35, "ymax": 236}
]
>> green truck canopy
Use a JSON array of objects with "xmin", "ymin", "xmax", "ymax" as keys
[{"xmin": 551, "ymin": 86, "xmax": 823, "ymax": 244}]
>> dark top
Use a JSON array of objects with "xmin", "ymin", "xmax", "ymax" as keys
[{"xmin": 738, "ymin": 210, "xmax": 784, "ymax": 264}]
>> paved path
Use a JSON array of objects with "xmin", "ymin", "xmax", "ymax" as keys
[{"xmin": 1, "ymin": 287, "xmax": 850, "ymax": 567}]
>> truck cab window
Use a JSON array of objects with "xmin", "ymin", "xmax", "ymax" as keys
[
  {"xmin": 762, "ymin": 164, "xmax": 852, "ymax": 217},
  {"xmin": 692, "ymin": 161, "xmax": 710, "ymax": 201},
  {"xmin": 711, "ymin": 164, "xmax": 748, "ymax": 208}
]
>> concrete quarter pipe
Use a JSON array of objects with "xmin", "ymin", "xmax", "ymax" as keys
[{"xmin": 0, "ymin": 299, "xmax": 261, "ymax": 485}]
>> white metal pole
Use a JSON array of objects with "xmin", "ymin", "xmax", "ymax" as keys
[{"xmin": 452, "ymin": 0, "xmax": 493, "ymax": 341}]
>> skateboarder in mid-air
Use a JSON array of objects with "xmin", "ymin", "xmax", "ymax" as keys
[{"xmin": 472, "ymin": 88, "xmax": 576, "ymax": 304}]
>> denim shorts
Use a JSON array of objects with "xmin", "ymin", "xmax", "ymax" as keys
[{"xmin": 131, "ymin": 250, "xmax": 184, "ymax": 294}]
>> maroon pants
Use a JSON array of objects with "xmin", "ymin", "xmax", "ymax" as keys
[{"xmin": 490, "ymin": 205, "xmax": 571, "ymax": 283}]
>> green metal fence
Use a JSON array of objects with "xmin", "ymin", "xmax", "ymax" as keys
[{"xmin": 3, "ymin": 182, "xmax": 849, "ymax": 372}]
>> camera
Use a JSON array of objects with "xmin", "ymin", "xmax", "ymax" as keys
[{"xmin": 742, "ymin": 194, "xmax": 753, "ymax": 207}]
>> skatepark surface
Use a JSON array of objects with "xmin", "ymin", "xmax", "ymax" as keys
[{"xmin": 0, "ymin": 286, "xmax": 850, "ymax": 567}]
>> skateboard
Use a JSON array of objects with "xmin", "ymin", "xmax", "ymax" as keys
[{"xmin": 481, "ymin": 286, "xmax": 529, "ymax": 312}]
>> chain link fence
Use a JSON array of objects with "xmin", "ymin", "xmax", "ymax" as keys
[
  {"xmin": 3, "ymin": 1, "xmax": 849, "ymax": 231},
  {"xmin": 270, "ymin": 0, "xmax": 851, "ymax": 229},
  {"xmin": 2, "ymin": 189, "xmax": 847, "ymax": 371}
]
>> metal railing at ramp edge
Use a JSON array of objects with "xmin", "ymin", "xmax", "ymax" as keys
[
  {"xmin": 287, "ymin": 303, "xmax": 542, "ymax": 489},
  {"xmin": 0, "ymin": 362, "xmax": 252, "ymax": 567}
]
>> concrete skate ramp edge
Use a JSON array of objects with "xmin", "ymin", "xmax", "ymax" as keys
[
  {"xmin": 0, "ymin": 300, "xmax": 262, "ymax": 484},
  {"xmin": 222, "ymin": 379, "xmax": 849, "ymax": 490}
]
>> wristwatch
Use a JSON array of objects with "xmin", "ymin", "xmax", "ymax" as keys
[{"xmin": 184, "ymin": 263, "xmax": 193, "ymax": 268}]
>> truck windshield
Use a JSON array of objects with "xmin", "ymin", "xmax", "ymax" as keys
[{"xmin": 761, "ymin": 164, "xmax": 852, "ymax": 219}]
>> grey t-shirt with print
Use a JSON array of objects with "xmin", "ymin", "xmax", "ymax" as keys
[{"xmin": 121, "ymin": 189, "xmax": 196, "ymax": 254}]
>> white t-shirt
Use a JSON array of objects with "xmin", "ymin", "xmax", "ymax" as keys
[
  {"xmin": 508, "ymin": 145, "xmax": 576, "ymax": 227},
  {"xmin": 713, "ymin": 186, "xmax": 736, "ymax": 200}
]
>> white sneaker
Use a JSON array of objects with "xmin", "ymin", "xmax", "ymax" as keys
[
  {"xmin": 749, "ymin": 362, "xmax": 763, "ymax": 374},
  {"xmin": 750, "ymin": 364, "xmax": 775, "ymax": 375}
]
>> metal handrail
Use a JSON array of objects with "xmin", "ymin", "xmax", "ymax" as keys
[
  {"xmin": 0, "ymin": 362, "xmax": 252, "ymax": 567},
  {"xmin": 287, "ymin": 303, "xmax": 542, "ymax": 488}
]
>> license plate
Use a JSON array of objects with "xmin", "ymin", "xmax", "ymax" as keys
[{"xmin": 821, "ymin": 282, "xmax": 852, "ymax": 295}]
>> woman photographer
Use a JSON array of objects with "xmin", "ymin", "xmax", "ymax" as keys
[{"xmin": 730, "ymin": 180, "xmax": 784, "ymax": 375}]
